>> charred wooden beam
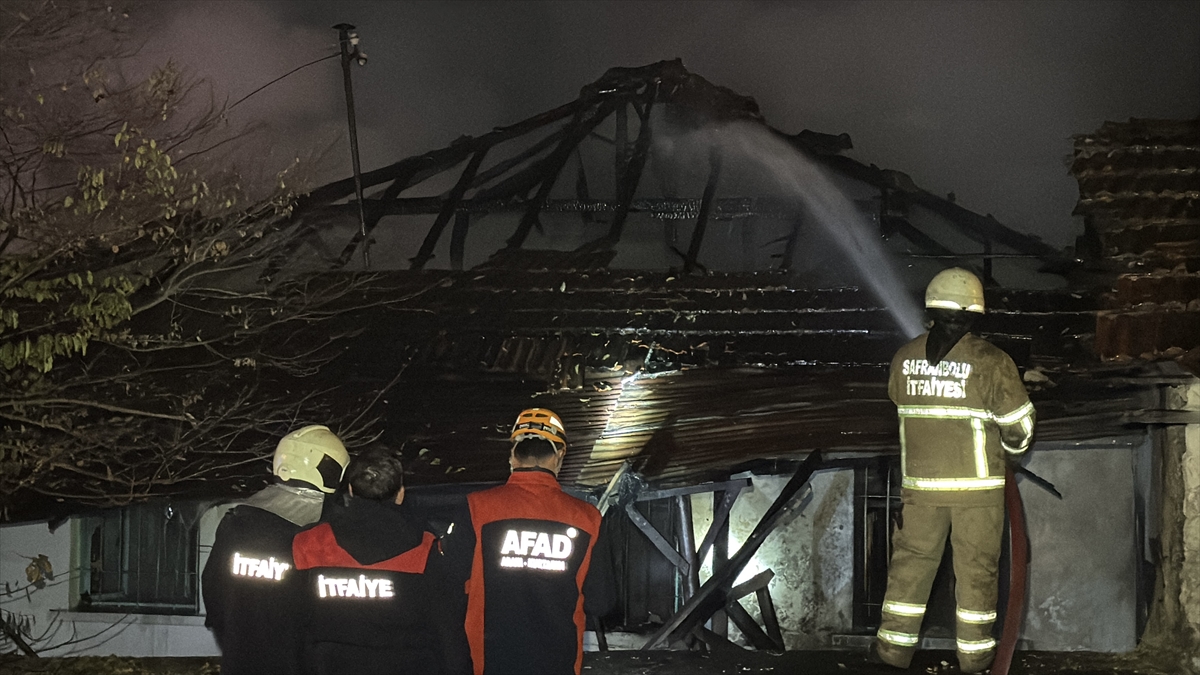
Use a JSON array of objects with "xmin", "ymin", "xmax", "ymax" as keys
[
  {"xmin": 598, "ymin": 87, "xmax": 657, "ymax": 248},
  {"xmin": 697, "ymin": 483, "xmax": 742, "ymax": 563},
  {"xmin": 615, "ymin": 102, "xmax": 629, "ymax": 187},
  {"xmin": 886, "ymin": 214, "xmax": 958, "ymax": 259},
  {"xmin": 318, "ymin": 195, "xmax": 791, "ymax": 219},
  {"xmin": 726, "ymin": 598, "xmax": 781, "ymax": 652},
  {"xmin": 685, "ymin": 148, "xmax": 723, "ymax": 274},
  {"xmin": 633, "ymin": 478, "xmax": 751, "ymax": 502},
  {"xmin": 411, "ymin": 147, "xmax": 490, "ymax": 270},
  {"xmin": 470, "ymin": 127, "xmax": 567, "ymax": 190},
  {"xmin": 641, "ymin": 450, "xmax": 822, "ymax": 650},
  {"xmin": 625, "ymin": 501, "xmax": 690, "ymax": 573},
  {"xmin": 722, "ymin": 569, "xmax": 781, "ymax": 651},
  {"xmin": 756, "ymin": 584, "xmax": 784, "ymax": 649},
  {"xmin": 506, "ymin": 100, "xmax": 618, "ymax": 250},
  {"xmin": 303, "ymin": 98, "xmax": 586, "ymax": 206},
  {"xmin": 333, "ymin": 170, "xmax": 419, "ymax": 269}
]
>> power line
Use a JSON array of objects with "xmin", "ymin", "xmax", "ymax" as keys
[{"xmin": 229, "ymin": 52, "xmax": 340, "ymax": 110}]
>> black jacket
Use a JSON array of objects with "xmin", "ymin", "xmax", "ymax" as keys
[
  {"xmin": 292, "ymin": 496, "xmax": 471, "ymax": 675},
  {"xmin": 202, "ymin": 501, "xmax": 311, "ymax": 675}
]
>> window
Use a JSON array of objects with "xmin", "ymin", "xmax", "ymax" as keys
[{"xmin": 78, "ymin": 501, "xmax": 203, "ymax": 615}]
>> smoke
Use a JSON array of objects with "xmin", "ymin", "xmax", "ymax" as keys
[{"xmin": 138, "ymin": 0, "xmax": 1199, "ymax": 246}]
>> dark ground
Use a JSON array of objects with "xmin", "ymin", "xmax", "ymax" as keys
[{"xmin": 0, "ymin": 649, "xmax": 1175, "ymax": 675}]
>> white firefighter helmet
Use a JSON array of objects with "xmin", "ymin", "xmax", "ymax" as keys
[
  {"xmin": 273, "ymin": 425, "xmax": 350, "ymax": 494},
  {"xmin": 510, "ymin": 408, "xmax": 567, "ymax": 446},
  {"xmin": 925, "ymin": 268, "xmax": 985, "ymax": 314}
]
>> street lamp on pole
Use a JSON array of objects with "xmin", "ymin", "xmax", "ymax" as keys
[{"xmin": 333, "ymin": 23, "xmax": 370, "ymax": 270}]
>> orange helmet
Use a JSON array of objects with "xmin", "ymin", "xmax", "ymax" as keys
[{"xmin": 510, "ymin": 408, "xmax": 567, "ymax": 446}]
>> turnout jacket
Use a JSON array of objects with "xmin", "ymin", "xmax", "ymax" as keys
[
  {"xmin": 888, "ymin": 332, "xmax": 1036, "ymax": 507},
  {"xmin": 292, "ymin": 496, "xmax": 470, "ymax": 675},
  {"xmin": 202, "ymin": 483, "xmax": 325, "ymax": 675},
  {"xmin": 464, "ymin": 468, "xmax": 606, "ymax": 675}
]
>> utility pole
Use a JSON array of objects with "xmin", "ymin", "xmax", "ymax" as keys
[{"xmin": 333, "ymin": 23, "xmax": 370, "ymax": 269}]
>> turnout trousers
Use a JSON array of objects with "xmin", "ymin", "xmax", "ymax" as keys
[{"xmin": 876, "ymin": 503, "xmax": 1004, "ymax": 673}]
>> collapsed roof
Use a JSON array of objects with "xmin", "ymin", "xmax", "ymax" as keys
[{"xmin": 10, "ymin": 63, "xmax": 1189, "ymax": 520}]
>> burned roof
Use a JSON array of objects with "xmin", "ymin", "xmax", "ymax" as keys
[{"xmin": 9, "ymin": 67, "xmax": 1181, "ymax": 522}]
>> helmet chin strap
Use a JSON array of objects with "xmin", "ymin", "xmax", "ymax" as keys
[{"xmin": 925, "ymin": 309, "xmax": 977, "ymax": 366}]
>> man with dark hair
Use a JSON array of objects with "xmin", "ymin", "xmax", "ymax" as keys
[
  {"xmin": 202, "ymin": 425, "xmax": 350, "ymax": 675},
  {"xmin": 463, "ymin": 409, "xmax": 614, "ymax": 675},
  {"xmin": 292, "ymin": 445, "xmax": 470, "ymax": 675}
]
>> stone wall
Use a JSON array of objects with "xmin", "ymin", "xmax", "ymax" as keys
[{"xmin": 1180, "ymin": 380, "xmax": 1200, "ymax": 673}]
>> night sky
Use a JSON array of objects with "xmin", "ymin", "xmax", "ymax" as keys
[{"xmin": 143, "ymin": 0, "xmax": 1199, "ymax": 248}]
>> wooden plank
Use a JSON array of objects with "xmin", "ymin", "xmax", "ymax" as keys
[
  {"xmin": 624, "ymin": 501, "xmax": 689, "ymax": 573},
  {"xmin": 725, "ymin": 598, "xmax": 780, "ymax": 652},
  {"xmin": 727, "ymin": 569, "xmax": 773, "ymax": 601},
  {"xmin": 636, "ymin": 478, "xmax": 751, "ymax": 503},
  {"xmin": 470, "ymin": 127, "xmax": 566, "ymax": 190},
  {"xmin": 411, "ymin": 147, "xmax": 490, "ymax": 269},
  {"xmin": 756, "ymin": 585, "xmax": 784, "ymax": 649},
  {"xmin": 304, "ymin": 97, "xmax": 585, "ymax": 204},
  {"xmin": 595, "ymin": 89, "xmax": 656, "ymax": 249},
  {"xmin": 641, "ymin": 450, "xmax": 823, "ymax": 650},
  {"xmin": 506, "ymin": 100, "xmax": 618, "ymax": 249},
  {"xmin": 697, "ymin": 484, "xmax": 743, "ymax": 563}
]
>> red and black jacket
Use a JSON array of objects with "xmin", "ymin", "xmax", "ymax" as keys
[
  {"xmin": 292, "ymin": 497, "xmax": 470, "ymax": 675},
  {"xmin": 464, "ymin": 468, "xmax": 605, "ymax": 675}
]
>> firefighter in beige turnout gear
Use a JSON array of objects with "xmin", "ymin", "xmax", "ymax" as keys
[{"xmin": 876, "ymin": 269, "xmax": 1035, "ymax": 673}]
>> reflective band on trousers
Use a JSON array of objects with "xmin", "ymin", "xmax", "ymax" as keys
[
  {"xmin": 903, "ymin": 476, "xmax": 1006, "ymax": 491},
  {"xmin": 878, "ymin": 629, "xmax": 920, "ymax": 647},
  {"xmin": 883, "ymin": 600, "xmax": 927, "ymax": 617},
  {"xmin": 957, "ymin": 637, "xmax": 997, "ymax": 653},
  {"xmin": 957, "ymin": 608, "xmax": 998, "ymax": 623}
]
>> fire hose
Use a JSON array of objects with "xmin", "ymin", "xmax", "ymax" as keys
[
  {"xmin": 992, "ymin": 467, "xmax": 1028, "ymax": 675},
  {"xmin": 994, "ymin": 464, "xmax": 1060, "ymax": 675}
]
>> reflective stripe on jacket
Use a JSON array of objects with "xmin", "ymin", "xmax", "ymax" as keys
[{"xmin": 888, "ymin": 333, "xmax": 1035, "ymax": 506}]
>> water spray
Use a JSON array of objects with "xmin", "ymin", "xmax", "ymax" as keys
[{"xmin": 707, "ymin": 122, "xmax": 925, "ymax": 339}]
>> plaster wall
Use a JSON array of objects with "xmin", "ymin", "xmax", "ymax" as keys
[
  {"xmin": 0, "ymin": 503, "xmax": 231, "ymax": 658},
  {"xmin": 1018, "ymin": 439, "xmax": 1141, "ymax": 651},
  {"xmin": 691, "ymin": 468, "xmax": 855, "ymax": 650}
]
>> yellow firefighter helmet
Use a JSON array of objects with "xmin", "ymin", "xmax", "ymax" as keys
[
  {"xmin": 510, "ymin": 408, "xmax": 567, "ymax": 446},
  {"xmin": 273, "ymin": 425, "xmax": 350, "ymax": 494},
  {"xmin": 925, "ymin": 268, "xmax": 985, "ymax": 314}
]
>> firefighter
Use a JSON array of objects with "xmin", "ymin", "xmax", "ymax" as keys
[
  {"xmin": 291, "ymin": 444, "xmax": 471, "ymax": 675},
  {"xmin": 462, "ymin": 408, "xmax": 614, "ymax": 675},
  {"xmin": 875, "ymin": 268, "xmax": 1036, "ymax": 673},
  {"xmin": 202, "ymin": 425, "xmax": 350, "ymax": 675}
]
